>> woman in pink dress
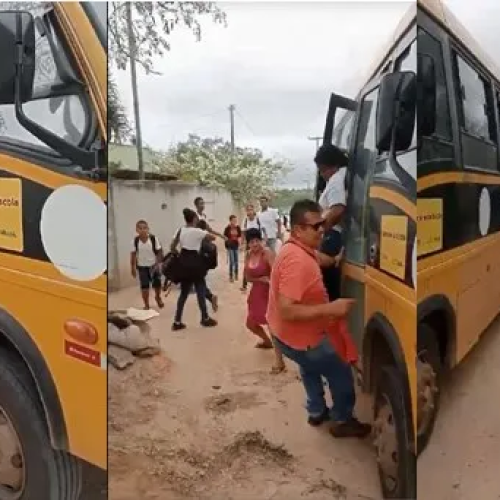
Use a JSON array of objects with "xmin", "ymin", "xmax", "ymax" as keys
[{"xmin": 244, "ymin": 228, "xmax": 285, "ymax": 373}]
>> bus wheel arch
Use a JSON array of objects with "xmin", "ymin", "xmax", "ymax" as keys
[
  {"xmin": 0, "ymin": 307, "xmax": 68, "ymax": 451},
  {"xmin": 417, "ymin": 296, "xmax": 455, "ymax": 454},
  {"xmin": 418, "ymin": 295, "xmax": 456, "ymax": 370},
  {"xmin": 363, "ymin": 313, "xmax": 416, "ymax": 499}
]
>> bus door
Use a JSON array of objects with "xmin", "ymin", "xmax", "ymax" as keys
[{"xmin": 321, "ymin": 88, "xmax": 378, "ymax": 359}]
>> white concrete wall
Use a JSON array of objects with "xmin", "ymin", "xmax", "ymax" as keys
[{"xmin": 108, "ymin": 180, "xmax": 241, "ymax": 290}]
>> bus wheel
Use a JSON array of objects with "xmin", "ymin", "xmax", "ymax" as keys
[
  {"xmin": 417, "ymin": 323, "xmax": 441, "ymax": 455},
  {"xmin": 0, "ymin": 351, "xmax": 82, "ymax": 500},
  {"xmin": 374, "ymin": 366, "xmax": 416, "ymax": 500}
]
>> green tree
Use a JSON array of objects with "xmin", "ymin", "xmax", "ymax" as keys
[
  {"xmin": 154, "ymin": 135, "xmax": 291, "ymax": 204},
  {"xmin": 108, "ymin": 2, "xmax": 227, "ymax": 73},
  {"xmin": 273, "ymin": 188, "xmax": 314, "ymax": 211},
  {"xmin": 108, "ymin": 71, "xmax": 132, "ymax": 143}
]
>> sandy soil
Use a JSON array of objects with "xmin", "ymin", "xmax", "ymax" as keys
[
  {"xmin": 108, "ymin": 265, "xmax": 381, "ymax": 500},
  {"xmin": 418, "ymin": 315, "xmax": 500, "ymax": 500}
]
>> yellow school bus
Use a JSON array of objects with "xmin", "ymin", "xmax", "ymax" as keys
[
  {"xmin": 0, "ymin": 3, "xmax": 106, "ymax": 498},
  {"xmin": 316, "ymin": 4, "xmax": 417, "ymax": 498},
  {"xmin": 417, "ymin": 0, "xmax": 500, "ymax": 452}
]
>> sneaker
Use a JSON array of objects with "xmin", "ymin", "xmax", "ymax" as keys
[
  {"xmin": 211, "ymin": 295, "xmax": 219, "ymax": 312},
  {"xmin": 307, "ymin": 407, "xmax": 330, "ymax": 427},
  {"xmin": 201, "ymin": 317, "xmax": 217, "ymax": 327},
  {"xmin": 172, "ymin": 322, "xmax": 186, "ymax": 331},
  {"xmin": 330, "ymin": 417, "xmax": 372, "ymax": 438}
]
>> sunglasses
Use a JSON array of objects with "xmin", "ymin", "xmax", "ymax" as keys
[{"xmin": 301, "ymin": 220, "xmax": 325, "ymax": 231}]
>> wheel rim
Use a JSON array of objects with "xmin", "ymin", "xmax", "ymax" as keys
[
  {"xmin": 416, "ymin": 355, "xmax": 438, "ymax": 437},
  {"xmin": 0, "ymin": 406, "xmax": 25, "ymax": 499},
  {"xmin": 374, "ymin": 394, "xmax": 399, "ymax": 493}
]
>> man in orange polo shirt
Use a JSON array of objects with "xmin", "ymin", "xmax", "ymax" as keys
[{"xmin": 267, "ymin": 199, "xmax": 371, "ymax": 438}]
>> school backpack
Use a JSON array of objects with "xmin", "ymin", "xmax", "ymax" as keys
[
  {"xmin": 201, "ymin": 239, "xmax": 218, "ymax": 270},
  {"xmin": 134, "ymin": 234, "xmax": 160, "ymax": 255},
  {"xmin": 243, "ymin": 216, "xmax": 262, "ymax": 236}
]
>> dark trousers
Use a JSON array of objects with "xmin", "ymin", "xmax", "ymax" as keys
[
  {"xmin": 321, "ymin": 229, "xmax": 342, "ymax": 301},
  {"xmin": 175, "ymin": 279, "xmax": 209, "ymax": 322},
  {"xmin": 241, "ymin": 244, "xmax": 249, "ymax": 288}
]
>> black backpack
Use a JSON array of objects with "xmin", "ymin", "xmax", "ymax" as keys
[
  {"xmin": 201, "ymin": 239, "xmax": 218, "ymax": 270},
  {"xmin": 134, "ymin": 234, "xmax": 160, "ymax": 255}
]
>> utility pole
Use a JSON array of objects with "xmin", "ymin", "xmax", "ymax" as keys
[
  {"xmin": 126, "ymin": 2, "xmax": 145, "ymax": 180},
  {"xmin": 308, "ymin": 135, "xmax": 322, "ymax": 151},
  {"xmin": 229, "ymin": 104, "xmax": 235, "ymax": 153}
]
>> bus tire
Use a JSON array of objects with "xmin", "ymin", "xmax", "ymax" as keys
[
  {"xmin": 417, "ymin": 323, "xmax": 441, "ymax": 455},
  {"xmin": 0, "ymin": 350, "xmax": 82, "ymax": 500},
  {"xmin": 374, "ymin": 366, "xmax": 416, "ymax": 500}
]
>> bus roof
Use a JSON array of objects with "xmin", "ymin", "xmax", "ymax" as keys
[
  {"xmin": 358, "ymin": 3, "xmax": 416, "ymax": 93},
  {"xmin": 419, "ymin": 0, "xmax": 500, "ymax": 83}
]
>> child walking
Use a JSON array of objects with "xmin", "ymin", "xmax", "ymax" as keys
[
  {"xmin": 130, "ymin": 220, "xmax": 164, "ymax": 310},
  {"xmin": 223, "ymin": 215, "xmax": 242, "ymax": 282}
]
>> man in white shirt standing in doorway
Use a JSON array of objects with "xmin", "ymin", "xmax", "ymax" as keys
[
  {"xmin": 257, "ymin": 195, "xmax": 282, "ymax": 253},
  {"xmin": 315, "ymin": 144, "xmax": 348, "ymax": 302}
]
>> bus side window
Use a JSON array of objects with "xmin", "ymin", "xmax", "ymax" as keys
[
  {"xmin": 0, "ymin": 5, "xmax": 95, "ymax": 157},
  {"xmin": 418, "ymin": 28, "xmax": 452, "ymax": 141},
  {"xmin": 453, "ymin": 51, "xmax": 498, "ymax": 172}
]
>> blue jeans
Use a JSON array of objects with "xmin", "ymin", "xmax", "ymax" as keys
[
  {"xmin": 273, "ymin": 335, "xmax": 355, "ymax": 422},
  {"xmin": 175, "ymin": 279, "xmax": 209, "ymax": 322},
  {"xmin": 227, "ymin": 247, "xmax": 239, "ymax": 278}
]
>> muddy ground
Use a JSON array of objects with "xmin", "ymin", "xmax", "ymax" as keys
[
  {"xmin": 418, "ymin": 315, "xmax": 500, "ymax": 500},
  {"xmin": 107, "ymin": 263, "xmax": 500, "ymax": 500},
  {"xmin": 108, "ymin": 267, "xmax": 379, "ymax": 500}
]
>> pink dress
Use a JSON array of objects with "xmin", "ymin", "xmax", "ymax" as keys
[{"xmin": 245, "ymin": 254, "xmax": 271, "ymax": 326}]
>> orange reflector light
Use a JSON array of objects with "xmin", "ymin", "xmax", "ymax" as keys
[{"xmin": 63, "ymin": 319, "xmax": 98, "ymax": 345}]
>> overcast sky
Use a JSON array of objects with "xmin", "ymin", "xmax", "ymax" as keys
[{"xmin": 113, "ymin": 0, "xmax": 500, "ymax": 189}]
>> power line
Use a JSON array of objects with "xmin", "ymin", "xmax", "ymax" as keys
[{"xmin": 235, "ymin": 108, "xmax": 257, "ymax": 136}]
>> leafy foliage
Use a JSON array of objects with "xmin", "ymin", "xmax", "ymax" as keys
[
  {"xmin": 154, "ymin": 135, "xmax": 291, "ymax": 204},
  {"xmin": 108, "ymin": 71, "xmax": 132, "ymax": 143},
  {"xmin": 273, "ymin": 188, "xmax": 315, "ymax": 211},
  {"xmin": 108, "ymin": 2, "xmax": 227, "ymax": 73}
]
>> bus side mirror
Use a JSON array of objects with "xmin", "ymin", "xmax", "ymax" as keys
[
  {"xmin": 376, "ymin": 71, "xmax": 416, "ymax": 153},
  {"xmin": 417, "ymin": 53, "xmax": 437, "ymax": 137},
  {"xmin": 0, "ymin": 11, "xmax": 36, "ymax": 105}
]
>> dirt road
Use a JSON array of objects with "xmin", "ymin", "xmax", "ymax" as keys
[
  {"xmin": 418, "ymin": 315, "xmax": 500, "ymax": 500},
  {"xmin": 108, "ymin": 266, "xmax": 380, "ymax": 500}
]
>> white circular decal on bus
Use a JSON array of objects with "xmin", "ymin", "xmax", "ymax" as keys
[
  {"xmin": 40, "ymin": 185, "xmax": 106, "ymax": 281},
  {"xmin": 478, "ymin": 187, "xmax": 491, "ymax": 237}
]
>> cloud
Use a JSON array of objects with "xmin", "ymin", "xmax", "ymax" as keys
[
  {"xmin": 443, "ymin": 0, "xmax": 500, "ymax": 68},
  {"xmin": 114, "ymin": 1, "xmax": 411, "ymax": 188}
]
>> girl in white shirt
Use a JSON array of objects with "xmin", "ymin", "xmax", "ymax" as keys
[{"xmin": 170, "ymin": 208, "xmax": 223, "ymax": 330}]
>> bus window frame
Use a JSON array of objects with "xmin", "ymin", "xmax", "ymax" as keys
[
  {"xmin": 0, "ymin": 6, "xmax": 98, "ymax": 173},
  {"xmin": 451, "ymin": 46, "xmax": 497, "ymax": 143},
  {"xmin": 450, "ymin": 42, "xmax": 500, "ymax": 175}
]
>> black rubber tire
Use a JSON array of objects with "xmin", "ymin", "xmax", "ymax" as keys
[
  {"xmin": 0, "ymin": 349, "xmax": 82, "ymax": 500},
  {"xmin": 375, "ymin": 366, "xmax": 416, "ymax": 500},
  {"xmin": 417, "ymin": 323, "xmax": 442, "ymax": 456}
]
